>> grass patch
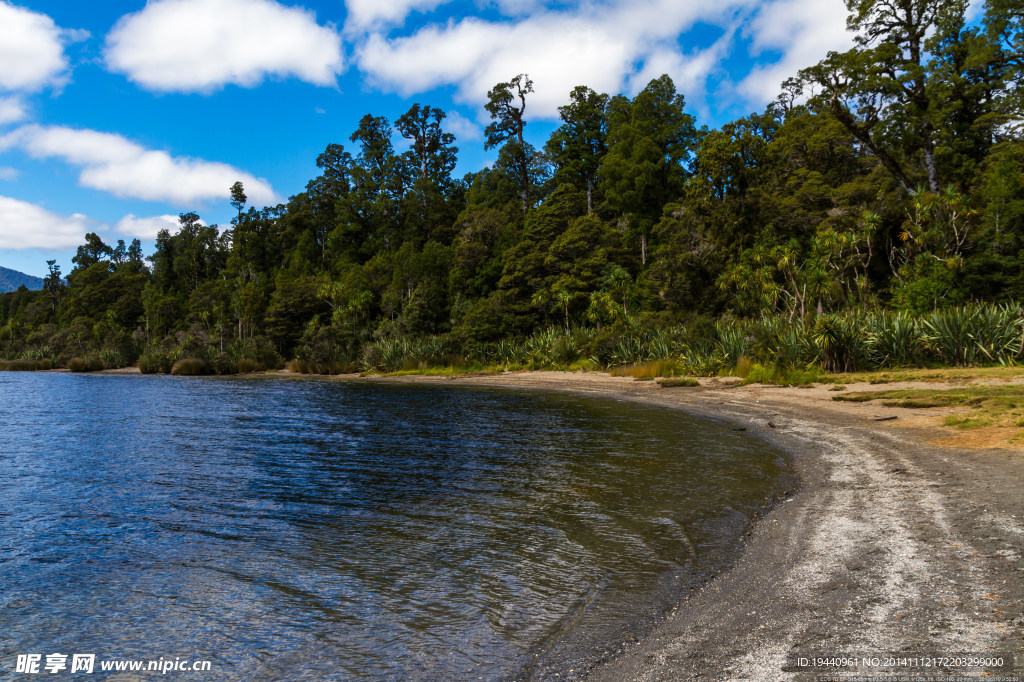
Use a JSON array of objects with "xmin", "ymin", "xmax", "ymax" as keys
[
  {"xmin": 944, "ymin": 414, "xmax": 995, "ymax": 429},
  {"xmin": 834, "ymin": 385, "xmax": 1024, "ymax": 430},
  {"xmin": 0, "ymin": 359, "xmax": 50, "ymax": 371},
  {"xmin": 832, "ymin": 393, "xmax": 876, "ymax": 402},
  {"xmin": 825, "ymin": 365, "xmax": 1024, "ymax": 385},
  {"xmin": 609, "ymin": 359, "xmax": 682, "ymax": 378},
  {"xmin": 658, "ymin": 377, "xmax": 700, "ymax": 387},
  {"xmin": 736, "ymin": 362, "xmax": 822, "ymax": 386},
  {"xmin": 881, "ymin": 398, "xmax": 948, "ymax": 408},
  {"xmin": 385, "ymin": 365, "xmax": 501, "ymax": 377}
]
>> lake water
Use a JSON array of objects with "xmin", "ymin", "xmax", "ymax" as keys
[{"xmin": 0, "ymin": 373, "xmax": 792, "ymax": 679}]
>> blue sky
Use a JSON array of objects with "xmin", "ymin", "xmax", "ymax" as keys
[{"xmin": 0, "ymin": 0, "xmax": 864, "ymax": 278}]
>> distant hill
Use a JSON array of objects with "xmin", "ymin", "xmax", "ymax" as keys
[{"xmin": 0, "ymin": 265, "xmax": 44, "ymax": 293}]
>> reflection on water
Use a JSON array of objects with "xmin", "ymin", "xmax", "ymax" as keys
[{"xmin": 0, "ymin": 373, "xmax": 791, "ymax": 679}]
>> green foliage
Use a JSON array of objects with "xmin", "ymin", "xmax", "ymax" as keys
[
  {"xmin": 922, "ymin": 304, "xmax": 1023, "ymax": 365},
  {"xmin": 866, "ymin": 310, "xmax": 925, "ymax": 367},
  {"xmin": 3, "ymin": 14, "xmax": 1022, "ymax": 378},
  {"xmin": 811, "ymin": 314, "xmax": 870, "ymax": 373}
]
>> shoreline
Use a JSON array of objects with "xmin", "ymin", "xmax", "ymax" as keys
[
  {"xmin": 50, "ymin": 368, "xmax": 1024, "ymax": 677},
  {"xmin": 361, "ymin": 371, "xmax": 1024, "ymax": 679}
]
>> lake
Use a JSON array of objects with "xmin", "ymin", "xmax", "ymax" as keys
[{"xmin": 0, "ymin": 373, "xmax": 792, "ymax": 679}]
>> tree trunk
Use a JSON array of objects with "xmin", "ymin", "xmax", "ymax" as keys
[{"xmin": 923, "ymin": 136, "xmax": 940, "ymax": 192}]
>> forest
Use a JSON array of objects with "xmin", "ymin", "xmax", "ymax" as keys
[{"xmin": 1, "ymin": 0, "xmax": 1023, "ymax": 378}]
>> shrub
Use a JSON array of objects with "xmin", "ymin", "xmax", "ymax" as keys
[
  {"xmin": 68, "ymin": 356, "xmax": 104, "ymax": 372},
  {"xmin": 98, "ymin": 349, "xmax": 129, "ymax": 369},
  {"xmin": 867, "ymin": 310, "xmax": 924, "ymax": 367},
  {"xmin": 138, "ymin": 351, "xmax": 176, "ymax": 374},
  {"xmin": 170, "ymin": 358, "xmax": 212, "ymax": 376},
  {"xmin": 237, "ymin": 357, "xmax": 263, "ymax": 374},
  {"xmin": 811, "ymin": 314, "xmax": 870, "ymax": 373}
]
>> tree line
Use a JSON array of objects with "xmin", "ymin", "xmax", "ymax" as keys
[{"xmin": 1, "ymin": 0, "xmax": 1022, "ymax": 374}]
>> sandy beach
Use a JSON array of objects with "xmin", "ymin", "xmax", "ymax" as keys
[{"xmin": 352, "ymin": 371, "xmax": 1024, "ymax": 680}]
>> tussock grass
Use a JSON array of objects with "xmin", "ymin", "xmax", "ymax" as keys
[
  {"xmin": 657, "ymin": 377, "xmax": 700, "ymax": 387},
  {"xmin": 170, "ymin": 358, "xmax": 213, "ymax": 376},
  {"xmin": 138, "ymin": 352, "xmax": 176, "ymax": 374},
  {"xmin": 237, "ymin": 357, "xmax": 263, "ymax": 374},
  {"xmin": 0, "ymin": 359, "xmax": 50, "ymax": 371},
  {"xmin": 733, "ymin": 362, "xmax": 822, "ymax": 386},
  {"xmin": 609, "ymin": 359, "xmax": 682, "ymax": 378},
  {"xmin": 68, "ymin": 356, "xmax": 103, "ymax": 372}
]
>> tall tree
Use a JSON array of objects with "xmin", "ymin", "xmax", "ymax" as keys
[
  {"xmin": 545, "ymin": 86, "xmax": 609, "ymax": 214},
  {"xmin": 599, "ymin": 75, "xmax": 696, "ymax": 265},
  {"xmin": 395, "ymin": 104, "xmax": 458, "ymax": 189},
  {"xmin": 349, "ymin": 115, "xmax": 402, "ymax": 251},
  {"xmin": 230, "ymin": 181, "xmax": 247, "ymax": 223},
  {"xmin": 485, "ymin": 74, "xmax": 534, "ymax": 214},
  {"xmin": 43, "ymin": 260, "xmax": 64, "ymax": 312},
  {"xmin": 797, "ymin": 0, "xmax": 978, "ymax": 193}
]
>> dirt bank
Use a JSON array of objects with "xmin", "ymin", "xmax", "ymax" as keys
[{"xmin": 364, "ymin": 371, "xmax": 1024, "ymax": 680}]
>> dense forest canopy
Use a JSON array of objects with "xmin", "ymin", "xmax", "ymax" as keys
[{"xmin": 2, "ymin": 0, "xmax": 1022, "ymax": 374}]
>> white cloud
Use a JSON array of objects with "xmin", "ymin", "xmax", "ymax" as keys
[
  {"xmin": 354, "ymin": 0, "xmax": 858, "ymax": 118},
  {"xmin": 0, "ymin": 96, "xmax": 26, "ymax": 125},
  {"xmin": 965, "ymin": 0, "xmax": 984, "ymax": 23},
  {"xmin": 627, "ymin": 28, "xmax": 737, "ymax": 108},
  {"xmin": 0, "ymin": 2, "xmax": 72, "ymax": 93},
  {"xmin": 104, "ymin": 0, "xmax": 344, "ymax": 92},
  {"xmin": 344, "ymin": 0, "xmax": 453, "ymax": 30},
  {"xmin": 115, "ymin": 213, "xmax": 198, "ymax": 240},
  {"xmin": 443, "ymin": 110, "xmax": 482, "ymax": 142},
  {"xmin": 356, "ymin": 0, "xmax": 758, "ymax": 118},
  {"xmin": 0, "ymin": 195, "xmax": 95, "ymax": 250},
  {"xmin": 2, "ymin": 125, "xmax": 277, "ymax": 207},
  {"xmin": 737, "ymin": 0, "xmax": 852, "ymax": 102},
  {"xmin": 0, "ymin": 166, "xmax": 18, "ymax": 181}
]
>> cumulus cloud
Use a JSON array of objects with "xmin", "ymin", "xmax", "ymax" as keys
[
  {"xmin": 737, "ymin": 0, "xmax": 852, "ymax": 102},
  {"xmin": 0, "ymin": 195, "xmax": 95, "ymax": 250},
  {"xmin": 0, "ymin": 2, "xmax": 74, "ymax": 93},
  {"xmin": 104, "ymin": 0, "xmax": 344, "ymax": 92},
  {"xmin": 115, "ymin": 214, "xmax": 195, "ymax": 240},
  {"xmin": 1, "ymin": 125, "xmax": 277, "ymax": 206},
  {"xmin": 0, "ymin": 97, "xmax": 26, "ymax": 126},
  {"xmin": 344, "ymin": 0, "xmax": 453, "ymax": 30},
  {"xmin": 443, "ymin": 110, "xmax": 483, "ymax": 142},
  {"xmin": 356, "ymin": 0, "xmax": 756, "ymax": 117},
  {"xmin": 355, "ymin": 0, "xmax": 856, "ymax": 118}
]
